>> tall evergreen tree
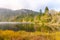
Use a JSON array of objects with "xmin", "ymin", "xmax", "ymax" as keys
[
  {"xmin": 40, "ymin": 9, "xmax": 42, "ymax": 14},
  {"xmin": 45, "ymin": 6, "xmax": 49, "ymax": 13}
]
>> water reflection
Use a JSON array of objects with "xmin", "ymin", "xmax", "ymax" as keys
[{"xmin": 0, "ymin": 22, "xmax": 53, "ymax": 32}]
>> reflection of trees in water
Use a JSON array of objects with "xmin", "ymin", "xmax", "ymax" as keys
[{"xmin": 0, "ymin": 22, "xmax": 57, "ymax": 32}]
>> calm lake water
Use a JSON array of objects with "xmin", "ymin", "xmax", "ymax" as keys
[
  {"xmin": 0, "ymin": 22, "xmax": 34, "ymax": 31},
  {"xmin": 0, "ymin": 22, "xmax": 32, "ymax": 24}
]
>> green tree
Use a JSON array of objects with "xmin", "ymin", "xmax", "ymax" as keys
[
  {"xmin": 40, "ymin": 9, "xmax": 42, "ymax": 15},
  {"xmin": 45, "ymin": 6, "xmax": 49, "ymax": 13}
]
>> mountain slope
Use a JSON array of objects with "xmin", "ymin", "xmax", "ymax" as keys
[{"xmin": 0, "ymin": 8, "xmax": 38, "ymax": 22}]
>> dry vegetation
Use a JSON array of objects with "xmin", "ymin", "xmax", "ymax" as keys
[
  {"xmin": 0, "ymin": 7, "xmax": 60, "ymax": 40},
  {"xmin": 0, "ymin": 30, "xmax": 59, "ymax": 40}
]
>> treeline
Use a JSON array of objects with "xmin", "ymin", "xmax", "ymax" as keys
[
  {"xmin": 14, "ymin": 6, "xmax": 60, "ymax": 23},
  {"xmin": 13, "ymin": 6, "xmax": 52, "ymax": 23},
  {"xmin": 12, "ymin": 6, "xmax": 60, "ymax": 32},
  {"xmin": 0, "ymin": 6, "xmax": 60, "ymax": 32}
]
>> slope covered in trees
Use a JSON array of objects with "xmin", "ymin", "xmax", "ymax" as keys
[
  {"xmin": 0, "ymin": 7, "xmax": 60, "ymax": 40},
  {"xmin": 0, "ymin": 7, "xmax": 60, "ymax": 32}
]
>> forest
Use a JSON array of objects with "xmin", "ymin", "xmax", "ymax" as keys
[{"xmin": 0, "ymin": 6, "xmax": 60, "ymax": 40}]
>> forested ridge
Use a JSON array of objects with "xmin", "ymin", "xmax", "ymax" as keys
[{"xmin": 0, "ymin": 7, "xmax": 60, "ymax": 40}]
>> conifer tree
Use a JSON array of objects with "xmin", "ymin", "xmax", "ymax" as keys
[
  {"xmin": 45, "ymin": 6, "xmax": 49, "ymax": 13},
  {"xmin": 40, "ymin": 9, "xmax": 42, "ymax": 15}
]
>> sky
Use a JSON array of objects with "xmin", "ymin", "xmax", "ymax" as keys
[{"xmin": 0, "ymin": 0, "xmax": 60, "ymax": 11}]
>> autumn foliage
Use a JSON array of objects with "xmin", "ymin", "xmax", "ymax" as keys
[{"xmin": 0, "ymin": 30, "xmax": 58, "ymax": 40}]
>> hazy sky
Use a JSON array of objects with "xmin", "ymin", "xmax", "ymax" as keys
[{"xmin": 0, "ymin": 0, "xmax": 60, "ymax": 11}]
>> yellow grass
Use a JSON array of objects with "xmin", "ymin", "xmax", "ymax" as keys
[{"xmin": 0, "ymin": 30, "xmax": 60, "ymax": 40}]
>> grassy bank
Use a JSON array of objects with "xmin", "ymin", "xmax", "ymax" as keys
[{"xmin": 0, "ymin": 30, "xmax": 60, "ymax": 40}]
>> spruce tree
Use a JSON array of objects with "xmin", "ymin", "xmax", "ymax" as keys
[{"xmin": 45, "ymin": 6, "xmax": 49, "ymax": 13}]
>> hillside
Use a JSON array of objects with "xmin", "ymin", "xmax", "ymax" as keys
[
  {"xmin": 0, "ymin": 8, "xmax": 38, "ymax": 22},
  {"xmin": 0, "ymin": 7, "xmax": 60, "ymax": 40},
  {"xmin": 0, "ymin": 7, "xmax": 60, "ymax": 32}
]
